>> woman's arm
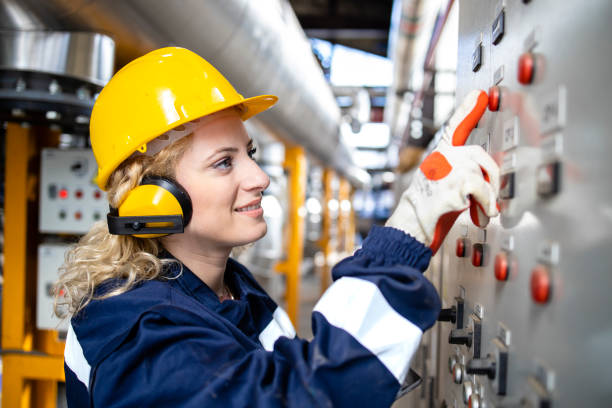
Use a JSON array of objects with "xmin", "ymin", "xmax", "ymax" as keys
[{"xmin": 89, "ymin": 226, "xmax": 439, "ymax": 408}]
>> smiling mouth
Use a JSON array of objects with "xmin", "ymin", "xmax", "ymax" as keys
[{"xmin": 235, "ymin": 203, "xmax": 262, "ymax": 212}]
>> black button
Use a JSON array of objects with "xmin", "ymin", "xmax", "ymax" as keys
[
  {"xmin": 472, "ymin": 43, "xmax": 482, "ymax": 72},
  {"xmin": 492, "ymin": 10, "xmax": 505, "ymax": 45}
]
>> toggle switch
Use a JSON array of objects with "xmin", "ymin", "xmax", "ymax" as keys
[
  {"xmin": 518, "ymin": 52, "xmax": 536, "ymax": 85},
  {"xmin": 449, "ymin": 328, "xmax": 473, "ymax": 348},
  {"xmin": 467, "ymin": 345, "xmax": 509, "ymax": 396},
  {"xmin": 466, "ymin": 355, "xmax": 496, "ymax": 379},
  {"xmin": 438, "ymin": 305, "xmax": 457, "ymax": 323}
]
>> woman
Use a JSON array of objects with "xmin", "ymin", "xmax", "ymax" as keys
[{"xmin": 56, "ymin": 47, "xmax": 498, "ymax": 407}]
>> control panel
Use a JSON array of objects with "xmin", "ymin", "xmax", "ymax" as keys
[
  {"xmin": 37, "ymin": 244, "xmax": 69, "ymax": 332},
  {"xmin": 39, "ymin": 148, "xmax": 107, "ymax": 234},
  {"xmin": 424, "ymin": 1, "xmax": 612, "ymax": 407}
]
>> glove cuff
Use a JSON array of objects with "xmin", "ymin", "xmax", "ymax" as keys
[{"xmin": 385, "ymin": 197, "xmax": 429, "ymax": 247}]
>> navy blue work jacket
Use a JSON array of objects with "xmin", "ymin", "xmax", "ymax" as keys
[{"xmin": 64, "ymin": 226, "xmax": 441, "ymax": 407}]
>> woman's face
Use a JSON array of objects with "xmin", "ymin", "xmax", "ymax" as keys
[{"xmin": 173, "ymin": 109, "xmax": 270, "ymax": 250}]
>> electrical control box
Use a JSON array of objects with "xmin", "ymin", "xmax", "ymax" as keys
[
  {"xmin": 39, "ymin": 148, "xmax": 107, "ymax": 234},
  {"xmin": 37, "ymin": 244, "xmax": 70, "ymax": 332},
  {"xmin": 414, "ymin": 1, "xmax": 612, "ymax": 407}
]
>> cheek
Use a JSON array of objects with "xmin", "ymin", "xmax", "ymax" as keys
[{"xmin": 188, "ymin": 179, "xmax": 235, "ymax": 222}]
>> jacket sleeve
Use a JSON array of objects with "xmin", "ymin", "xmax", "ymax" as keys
[{"xmin": 91, "ymin": 225, "xmax": 440, "ymax": 408}]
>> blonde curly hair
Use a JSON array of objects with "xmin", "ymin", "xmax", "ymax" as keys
[{"xmin": 54, "ymin": 135, "xmax": 193, "ymax": 318}]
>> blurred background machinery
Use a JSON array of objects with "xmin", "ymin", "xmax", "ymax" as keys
[{"xmin": 1, "ymin": 0, "xmax": 611, "ymax": 407}]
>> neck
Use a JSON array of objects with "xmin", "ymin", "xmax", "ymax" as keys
[{"xmin": 161, "ymin": 237, "xmax": 231, "ymax": 297}]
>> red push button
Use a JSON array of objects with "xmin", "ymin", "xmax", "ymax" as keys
[
  {"xmin": 531, "ymin": 265, "xmax": 551, "ymax": 303},
  {"xmin": 488, "ymin": 86, "xmax": 501, "ymax": 111},
  {"xmin": 472, "ymin": 243, "xmax": 485, "ymax": 267},
  {"xmin": 75, "ymin": 189, "xmax": 83, "ymax": 199},
  {"xmin": 94, "ymin": 190, "xmax": 102, "ymax": 199},
  {"xmin": 59, "ymin": 188, "xmax": 69, "ymax": 199},
  {"xmin": 74, "ymin": 211, "xmax": 82, "ymax": 221},
  {"xmin": 456, "ymin": 238, "xmax": 467, "ymax": 257},
  {"xmin": 494, "ymin": 252, "xmax": 509, "ymax": 281},
  {"xmin": 518, "ymin": 52, "xmax": 535, "ymax": 85}
]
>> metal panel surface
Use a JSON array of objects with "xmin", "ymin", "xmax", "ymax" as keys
[
  {"xmin": 37, "ymin": 244, "xmax": 69, "ymax": 331},
  {"xmin": 434, "ymin": 1, "xmax": 612, "ymax": 407}
]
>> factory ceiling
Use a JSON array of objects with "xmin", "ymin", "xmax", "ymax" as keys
[{"xmin": 288, "ymin": 0, "xmax": 394, "ymax": 57}]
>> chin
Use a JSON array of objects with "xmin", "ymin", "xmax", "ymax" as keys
[{"xmin": 234, "ymin": 223, "xmax": 267, "ymax": 247}]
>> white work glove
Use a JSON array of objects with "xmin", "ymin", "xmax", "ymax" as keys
[{"xmin": 386, "ymin": 90, "xmax": 500, "ymax": 254}]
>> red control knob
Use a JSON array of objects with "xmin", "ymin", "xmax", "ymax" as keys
[
  {"xmin": 456, "ymin": 238, "xmax": 467, "ymax": 257},
  {"xmin": 531, "ymin": 265, "xmax": 551, "ymax": 303},
  {"xmin": 472, "ymin": 243, "xmax": 484, "ymax": 267},
  {"xmin": 494, "ymin": 252, "xmax": 509, "ymax": 281},
  {"xmin": 488, "ymin": 86, "xmax": 501, "ymax": 111},
  {"xmin": 518, "ymin": 52, "xmax": 535, "ymax": 85}
]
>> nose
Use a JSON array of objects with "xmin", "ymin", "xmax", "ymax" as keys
[{"xmin": 243, "ymin": 158, "xmax": 270, "ymax": 193}]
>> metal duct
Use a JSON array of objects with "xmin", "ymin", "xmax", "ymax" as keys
[
  {"xmin": 0, "ymin": 0, "xmax": 370, "ymax": 188},
  {"xmin": 0, "ymin": 30, "xmax": 114, "ymax": 85},
  {"xmin": 385, "ymin": 0, "xmax": 425, "ymax": 142}
]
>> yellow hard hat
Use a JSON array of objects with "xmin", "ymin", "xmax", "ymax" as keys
[{"xmin": 90, "ymin": 47, "xmax": 278, "ymax": 190}]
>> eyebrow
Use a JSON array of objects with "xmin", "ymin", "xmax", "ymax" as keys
[{"xmin": 206, "ymin": 139, "xmax": 254, "ymax": 161}]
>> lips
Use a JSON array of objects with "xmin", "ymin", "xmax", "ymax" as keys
[{"xmin": 235, "ymin": 199, "xmax": 262, "ymax": 212}]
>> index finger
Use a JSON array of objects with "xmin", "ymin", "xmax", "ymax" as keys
[{"xmin": 448, "ymin": 90, "xmax": 488, "ymax": 146}]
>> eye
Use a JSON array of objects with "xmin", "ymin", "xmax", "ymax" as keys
[
  {"xmin": 213, "ymin": 156, "xmax": 233, "ymax": 169},
  {"xmin": 248, "ymin": 147, "xmax": 257, "ymax": 160}
]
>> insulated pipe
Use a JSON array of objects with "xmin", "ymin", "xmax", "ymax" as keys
[
  {"xmin": 384, "ymin": 0, "xmax": 425, "ymax": 141},
  {"xmin": 400, "ymin": 0, "xmax": 455, "ymax": 146},
  {"xmin": 0, "ymin": 0, "xmax": 370, "ymax": 188}
]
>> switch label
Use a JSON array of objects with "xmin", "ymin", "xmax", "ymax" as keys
[
  {"xmin": 502, "ymin": 117, "xmax": 519, "ymax": 150},
  {"xmin": 539, "ymin": 86, "xmax": 567, "ymax": 135}
]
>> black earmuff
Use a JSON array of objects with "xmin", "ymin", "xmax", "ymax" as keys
[{"xmin": 107, "ymin": 175, "xmax": 193, "ymax": 236}]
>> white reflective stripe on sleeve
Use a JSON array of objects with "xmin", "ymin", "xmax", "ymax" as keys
[
  {"xmin": 65, "ymin": 324, "xmax": 92, "ymax": 389},
  {"xmin": 313, "ymin": 276, "xmax": 422, "ymax": 384},
  {"xmin": 258, "ymin": 307, "xmax": 297, "ymax": 351}
]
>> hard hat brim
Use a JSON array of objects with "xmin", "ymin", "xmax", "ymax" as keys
[{"xmin": 239, "ymin": 94, "xmax": 278, "ymax": 121}]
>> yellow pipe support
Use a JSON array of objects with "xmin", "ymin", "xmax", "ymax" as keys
[
  {"xmin": 338, "ymin": 178, "xmax": 351, "ymax": 255},
  {"xmin": 346, "ymin": 187, "xmax": 356, "ymax": 254},
  {"xmin": 2, "ymin": 124, "xmax": 66, "ymax": 406},
  {"xmin": 318, "ymin": 169, "xmax": 334, "ymax": 294},
  {"xmin": 2, "ymin": 123, "xmax": 31, "ymax": 351},
  {"xmin": 275, "ymin": 145, "xmax": 306, "ymax": 327}
]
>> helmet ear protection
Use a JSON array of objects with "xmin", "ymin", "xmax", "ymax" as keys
[{"xmin": 107, "ymin": 175, "xmax": 193, "ymax": 238}]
